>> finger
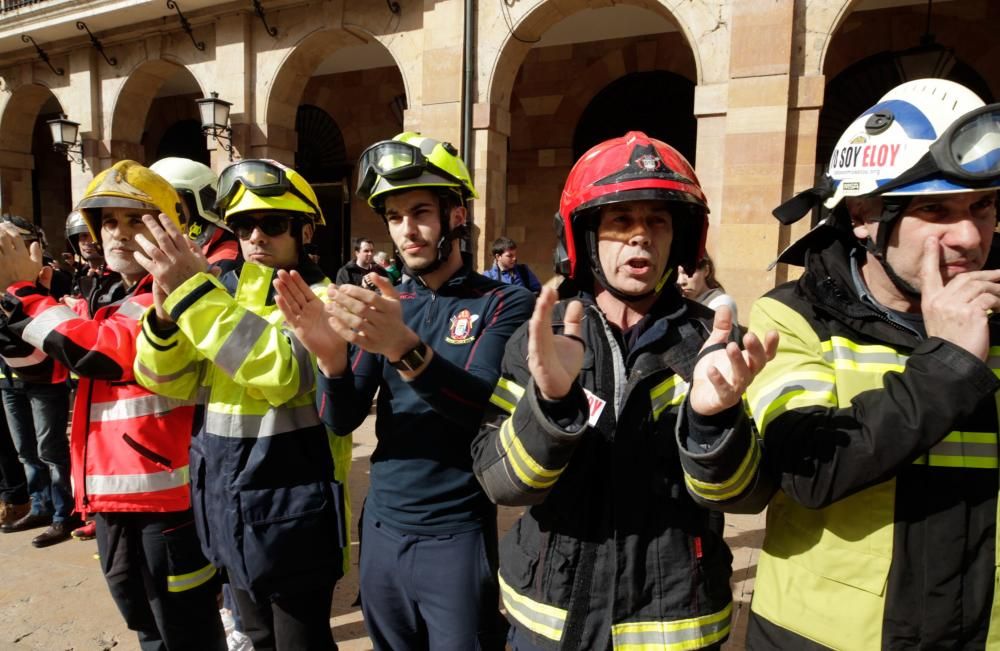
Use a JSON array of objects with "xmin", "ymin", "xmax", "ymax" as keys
[
  {"xmin": 132, "ymin": 249, "xmax": 154, "ymax": 271},
  {"xmin": 274, "ymin": 293, "xmax": 300, "ymax": 322},
  {"xmin": 561, "ymin": 299, "xmax": 584, "ymax": 340},
  {"xmin": 275, "ymin": 269, "xmax": 314, "ymax": 309},
  {"xmin": 764, "ymin": 330, "xmax": 779, "ymax": 360},
  {"xmin": 700, "ymin": 305, "xmax": 734, "ymax": 353},
  {"xmin": 331, "ymin": 288, "xmax": 372, "ymax": 317},
  {"xmin": 327, "ymin": 313, "xmax": 361, "ymax": 345},
  {"xmin": 28, "ymin": 241, "xmax": 43, "ymax": 266},
  {"xmin": 37, "ymin": 265, "xmax": 53, "ymax": 289},
  {"xmin": 141, "ymin": 214, "xmax": 174, "ymax": 251},
  {"xmin": 133, "ymin": 233, "xmax": 161, "ymax": 258},
  {"xmin": 920, "ymin": 236, "xmax": 944, "ymax": 294},
  {"xmin": 370, "ymin": 273, "xmax": 398, "ymax": 300},
  {"xmin": 528, "ymin": 287, "xmax": 558, "ymax": 360}
]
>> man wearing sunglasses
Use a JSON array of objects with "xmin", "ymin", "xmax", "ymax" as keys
[
  {"xmin": 718, "ymin": 79, "xmax": 1000, "ymax": 648},
  {"xmin": 273, "ymin": 132, "xmax": 534, "ymax": 650},
  {"xmin": 133, "ymin": 159, "xmax": 351, "ymax": 651}
]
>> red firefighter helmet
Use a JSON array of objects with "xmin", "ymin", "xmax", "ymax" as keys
[{"xmin": 554, "ymin": 131, "xmax": 709, "ymax": 290}]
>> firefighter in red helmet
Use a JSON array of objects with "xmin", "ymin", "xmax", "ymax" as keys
[{"xmin": 473, "ymin": 132, "xmax": 778, "ymax": 650}]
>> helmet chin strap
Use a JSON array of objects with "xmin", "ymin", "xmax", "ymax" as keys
[
  {"xmin": 862, "ymin": 198, "xmax": 921, "ymax": 298},
  {"xmin": 401, "ymin": 194, "xmax": 467, "ymax": 278}
]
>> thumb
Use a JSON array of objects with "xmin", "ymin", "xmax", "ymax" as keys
[
  {"xmin": 28, "ymin": 241, "xmax": 43, "ymax": 265},
  {"xmin": 371, "ymin": 273, "xmax": 398, "ymax": 300},
  {"xmin": 37, "ymin": 265, "xmax": 53, "ymax": 289},
  {"xmin": 562, "ymin": 299, "xmax": 584, "ymax": 339},
  {"xmin": 702, "ymin": 304, "xmax": 734, "ymax": 350}
]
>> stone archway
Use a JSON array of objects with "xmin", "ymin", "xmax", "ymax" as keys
[
  {"xmin": 474, "ymin": 0, "xmax": 716, "ymax": 274},
  {"xmin": 0, "ymin": 84, "xmax": 71, "ymax": 243},
  {"xmin": 108, "ymin": 59, "xmax": 204, "ymax": 164}
]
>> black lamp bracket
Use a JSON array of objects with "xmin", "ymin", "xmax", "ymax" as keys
[
  {"xmin": 166, "ymin": 1, "xmax": 206, "ymax": 51},
  {"xmin": 76, "ymin": 21, "xmax": 117, "ymax": 67},
  {"xmin": 251, "ymin": 0, "xmax": 279, "ymax": 38},
  {"xmin": 20, "ymin": 35, "xmax": 64, "ymax": 76}
]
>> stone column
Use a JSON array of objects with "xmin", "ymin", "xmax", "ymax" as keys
[
  {"xmin": 471, "ymin": 102, "xmax": 511, "ymax": 271},
  {"xmin": 214, "ymin": 13, "xmax": 252, "ymax": 169},
  {"xmin": 716, "ymin": 0, "xmax": 796, "ymax": 309}
]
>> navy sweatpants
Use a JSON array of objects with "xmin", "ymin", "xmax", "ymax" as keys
[{"xmin": 359, "ymin": 510, "xmax": 504, "ymax": 650}]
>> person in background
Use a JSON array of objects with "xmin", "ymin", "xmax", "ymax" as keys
[
  {"xmin": 374, "ymin": 250, "xmax": 402, "ymax": 284},
  {"xmin": 150, "ymin": 157, "xmax": 240, "ymax": 274},
  {"xmin": 65, "ymin": 210, "xmax": 106, "ymax": 299},
  {"xmin": 483, "ymin": 236, "xmax": 542, "ymax": 295},
  {"xmin": 0, "ymin": 215, "xmax": 78, "ymax": 547},
  {"xmin": 337, "ymin": 236, "xmax": 389, "ymax": 288},
  {"xmin": 677, "ymin": 254, "xmax": 739, "ymax": 324}
]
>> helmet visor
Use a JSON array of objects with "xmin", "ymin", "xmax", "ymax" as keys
[
  {"xmin": 874, "ymin": 103, "xmax": 1000, "ymax": 195},
  {"xmin": 216, "ymin": 160, "xmax": 319, "ymax": 216},
  {"xmin": 356, "ymin": 141, "xmax": 427, "ymax": 200}
]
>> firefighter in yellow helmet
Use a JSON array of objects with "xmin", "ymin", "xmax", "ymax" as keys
[
  {"xmin": 0, "ymin": 160, "xmax": 226, "ymax": 648},
  {"xmin": 133, "ymin": 159, "xmax": 349, "ymax": 649},
  {"xmin": 273, "ymin": 132, "xmax": 535, "ymax": 650}
]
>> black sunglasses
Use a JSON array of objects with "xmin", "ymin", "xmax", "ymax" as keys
[{"xmin": 227, "ymin": 214, "xmax": 296, "ymax": 240}]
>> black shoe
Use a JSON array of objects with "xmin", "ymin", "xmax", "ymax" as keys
[
  {"xmin": 32, "ymin": 521, "xmax": 73, "ymax": 548},
  {"xmin": 1, "ymin": 512, "xmax": 52, "ymax": 533}
]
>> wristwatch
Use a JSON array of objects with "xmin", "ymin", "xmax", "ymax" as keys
[{"xmin": 390, "ymin": 340, "xmax": 429, "ymax": 372}]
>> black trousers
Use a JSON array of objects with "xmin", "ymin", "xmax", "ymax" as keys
[
  {"xmin": 231, "ymin": 584, "xmax": 337, "ymax": 651},
  {"xmin": 0, "ymin": 407, "xmax": 27, "ymax": 505},
  {"xmin": 96, "ymin": 511, "xmax": 225, "ymax": 651}
]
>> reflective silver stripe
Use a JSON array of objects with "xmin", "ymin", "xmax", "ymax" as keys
[
  {"xmin": 21, "ymin": 304, "xmax": 78, "ymax": 348},
  {"xmin": 2, "ymin": 348, "xmax": 46, "ymax": 368},
  {"xmin": 751, "ymin": 378, "xmax": 836, "ymax": 420},
  {"xmin": 498, "ymin": 574, "xmax": 566, "ymax": 642},
  {"xmin": 135, "ymin": 360, "xmax": 202, "ymax": 385},
  {"xmin": 821, "ymin": 346, "xmax": 908, "ymax": 367},
  {"xmin": 90, "ymin": 394, "xmax": 194, "ymax": 422},
  {"xmin": 86, "ymin": 465, "xmax": 190, "ymax": 495},
  {"xmin": 214, "ymin": 311, "xmax": 269, "ymax": 376},
  {"xmin": 116, "ymin": 299, "xmax": 147, "ymax": 321},
  {"xmin": 929, "ymin": 441, "xmax": 997, "ymax": 459},
  {"xmin": 205, "ymin": 403, "xmax": 321, "ymax": 439},
  {"xmin": 611, "ymin": 603, "xmax": 731, "ymax": 649}
]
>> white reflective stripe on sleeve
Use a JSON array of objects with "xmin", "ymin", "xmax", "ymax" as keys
[
  {"xmin": 116, "ymin": 299, "xmax": 148, "ymax": 321},
  {"xmin": 90, "ymin": 394, "xmax": 194, "ymax": 422},
  {"xmin": 2, "ymin": 348, "xmax": 46, "ymax": 368},
  {"xmin": 86, "ymin": 465, "xmax": 190, "ymax": 495},
  {"xmin": 21, "ymin": 304, "xmax": 78, "ymax": 349}
]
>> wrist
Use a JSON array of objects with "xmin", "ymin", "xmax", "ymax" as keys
[{"xmin": 388, "ymin": 331, "xmax": 421, "ymax": 364}]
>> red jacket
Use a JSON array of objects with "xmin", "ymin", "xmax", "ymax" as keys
[{"xmin": 2, "ymin": 277, "xmax": 196, "ymax": 513}]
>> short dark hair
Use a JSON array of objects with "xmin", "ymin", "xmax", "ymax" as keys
[
  {"xmin": 354, "ymin": 237, "xmax": 374, "ymax": 252},
  {"xmin": 491, "ymin": 236, "xmax": 517, "ymax": 257}
]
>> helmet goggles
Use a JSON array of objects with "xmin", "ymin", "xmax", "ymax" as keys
[
  {"xmin": 216, "ymin": 160, "xmax": 320, "ymax": 217},
  {"xmin": 356, "ymin": 140, "xmax": 462, "ymax": 202},
  {"xmin": 873, "ymin": 102, "xmax": 1000, "ymax": 196}
]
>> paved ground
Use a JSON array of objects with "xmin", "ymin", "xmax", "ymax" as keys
[{"xmin": 0, "ymin": 411, "xmax": 764, "ymax": 650}]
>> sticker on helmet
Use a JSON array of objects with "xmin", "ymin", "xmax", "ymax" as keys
[
  {"xmin": 830, "ymin": 139, "xmax": 902, "ymax": 175},
  {"xmin": 446, "ymin": 309, "xmax": 479, "ymax": 344}
]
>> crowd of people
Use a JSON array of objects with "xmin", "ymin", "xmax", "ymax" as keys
[{"xmin": 0, "ymin": 76, "xmax": 997, "ymax": 651}]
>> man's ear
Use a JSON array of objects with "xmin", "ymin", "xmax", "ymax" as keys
[
  {"xmin": 302, "ymin": 223, "xmax": 315, "ymax": 244},
  {"xmin": 846, "ymin": 196, "xmax": 878, "ymax": 241},
  {"xmin": 449, "ymin": 205, "xmax": 467, "ymax": 230}
]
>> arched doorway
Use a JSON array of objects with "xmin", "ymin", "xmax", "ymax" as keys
[
  {"xmin": 31, "ymin": 95, "xmax": 73, "ymax": 256},
  {"xmin": 503, "ymin": 4, "xmax": 697, "ymax": 282},
  {"xmin": 295, "ymin": 104, "xmax": 351, "ymax": 277},
  {"xmin": 573, "ymin": 70, "xmax": 696, "ymax": 162}
]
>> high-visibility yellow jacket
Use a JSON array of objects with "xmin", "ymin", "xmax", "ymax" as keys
[
  {"xmin": 741, "ymin": 240, "xmax": 1000, "ymax": 649},
  {"xmin": 134, "ymin": 261, "xmax": 353, "ymax": 599}
]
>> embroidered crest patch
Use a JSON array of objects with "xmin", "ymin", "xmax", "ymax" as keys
[{"xmin": 446, "ymin": 309, "xmax": 479, "ymax": 344}]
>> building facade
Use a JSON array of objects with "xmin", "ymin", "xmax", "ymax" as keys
[{"xmin": 0, "ymin": 0, "xmax": 996, "ymax": 307}]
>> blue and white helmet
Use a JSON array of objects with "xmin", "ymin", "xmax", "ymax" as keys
[{"xmin": 825, "ymin": 78, "xmax": 989, "ymax": 209}]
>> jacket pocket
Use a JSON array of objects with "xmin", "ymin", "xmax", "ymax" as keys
[
  {"xmin": 239, "ymin": 481, "xmax": 340, "ymax": 592},
  {"xmin": 122, "ymin": 433, "xmax": 173, "ymax": 471},
  {"xmin": 499, "ymin": 519, "xmax": 541, "ymax": 591},
  {"xmin": 188, "ymin": 443, "xmax": 212, "ymax": 556}
]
